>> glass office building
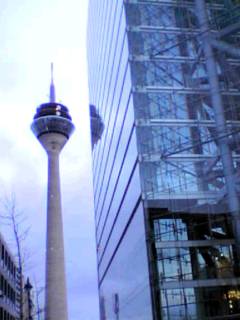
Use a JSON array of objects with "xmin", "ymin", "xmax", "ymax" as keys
[{"xmin": 87, "ymin": 1, "xmax": 240, "ymax": 319}]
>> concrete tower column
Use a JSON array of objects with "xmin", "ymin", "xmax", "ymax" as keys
[
  {"xmin": 40, "ymin": 133, "xmax": 68, "ymax": 320},
  {"xmin": 31, "ymin": 67, "xmax": 74, "ymax": 320}
]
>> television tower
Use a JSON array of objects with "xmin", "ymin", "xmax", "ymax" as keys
[{"xmin": 31, "ymin": 64, "xmax": 74, "ymax": 320}]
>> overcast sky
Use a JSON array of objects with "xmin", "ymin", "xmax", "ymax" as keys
[{"xmin": 0, "ymin": 1, "xmax": 99, "ymax": 319}]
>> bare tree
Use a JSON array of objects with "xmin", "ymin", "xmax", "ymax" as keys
[
  {"xmin": 33, "ymin": 278, "xmax": 45, "ymax": 320},
  {"xmin": 0, "ymin": 193, "xmax": 30, "ymax": 320}
]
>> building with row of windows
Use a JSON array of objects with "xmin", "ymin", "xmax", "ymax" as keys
[
  {"xmin": 0, "ymin": 233, "xmax": 20, "ymax": 320},
  {"xmin": 88, "ymin": 0, "xmax": 240, "ymax": 319}
]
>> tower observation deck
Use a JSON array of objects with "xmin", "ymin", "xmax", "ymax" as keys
[
  {"xmin": 89, "ymin": 103, "xmax": 104, "ymax": 148},
  {"xmin": 32, "ymin": 102, "xmax": 74, "ymax": 138},
  {"xmin": 31, "ymin": 66, "xmax": 74, "ymax": 320}
]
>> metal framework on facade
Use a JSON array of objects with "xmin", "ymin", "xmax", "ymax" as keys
[{"xmin": 126, "ymin": 0, "xmax": 240, "ymax": 318}]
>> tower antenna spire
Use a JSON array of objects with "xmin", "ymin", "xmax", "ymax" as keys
[{"xmin": 50, "ymin": 62, "xmax": 56, "ymax": 102}]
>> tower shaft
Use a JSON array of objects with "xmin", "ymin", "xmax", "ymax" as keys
[{"xmin": 40, "ymin": 133, "xmax": 68, "ymax": 320}]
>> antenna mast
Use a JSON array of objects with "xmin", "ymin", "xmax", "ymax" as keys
[{"xmin": 50, "ymin": 63, "xmax": 56, "ymax": 102}]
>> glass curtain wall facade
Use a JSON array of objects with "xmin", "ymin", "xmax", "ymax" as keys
[
  {"xmin": 88, "ymin": 1, "xmax": 153, "ymax": 318},
  {"xmin": 88, "ymin": 0, "xmax": 240, "ymax": 319}
]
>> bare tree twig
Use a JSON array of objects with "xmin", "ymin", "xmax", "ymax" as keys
[{"xmin": 0, "ymin": 193, "xmax": 31, "ymax": 320}]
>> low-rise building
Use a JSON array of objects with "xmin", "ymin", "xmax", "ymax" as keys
[{"xmin": 0, "ymin": 232, "xmax": 20, "ymax": 320}]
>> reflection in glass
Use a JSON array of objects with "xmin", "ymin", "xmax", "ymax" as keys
[{"xmin": 151, "ymin": 213, "xmax": 240, "ymax": 318}]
